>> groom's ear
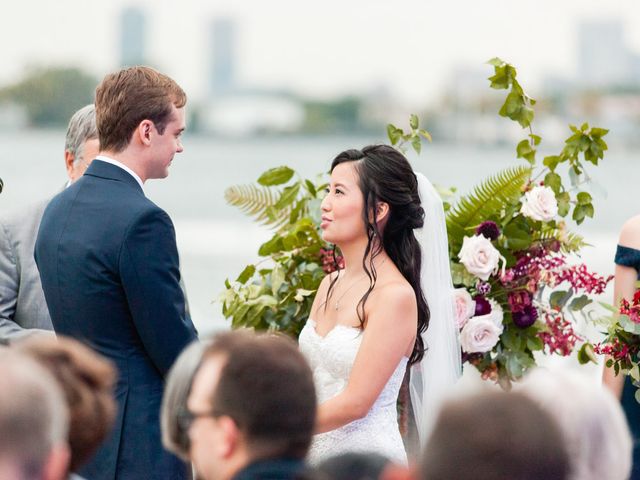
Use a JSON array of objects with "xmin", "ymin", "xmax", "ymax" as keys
[{"xmin": 136, "ymin": 120, "xmax": 153, "ymax": 146}]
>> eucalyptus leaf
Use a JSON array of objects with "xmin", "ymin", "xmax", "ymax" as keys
[
  {"xmin": 258, "ymin": 166, "xmax": 295, "ymax": 186},
  {"xmin": 236, "ymin": 265, "xmax": 256, "ymax": 284}
]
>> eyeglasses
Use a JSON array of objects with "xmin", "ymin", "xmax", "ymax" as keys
[{"xmin": 176, "ymin": 406, "xmax": 221, "ymax": 432}]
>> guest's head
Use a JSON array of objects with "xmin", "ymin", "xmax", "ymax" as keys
[
  {"xmin": 420, "ymin": 389, "xmax": 569, "ymax": 480},
  {"xmin": 323, "ymin": 145, "xmax": 428, "ymax": 364},
  {"xmin": 315, "ymin": 452, "xmax": 412, "ymax": 480},
  {"xmin": 94, "ymin": 66, "xmax": 186, "ymax": 181},
  {"xmin": 161, "ymin": 340, "xmax": 207, "ymax": 460},
  {"xmin": 64, "ymin": 104, "xmax": 99, "ymax": 182},
  {"xmin": 0, "ymin": 350, "xmax": 70, "ymax": 480},
  {"xmin": 15, "ymin": 336, "xmax": 117, "ymax": 473},
  {"xmin": 518, "ymin": 367, "xmax": 632, "ymax": 480},
  {"xmin": 185, "ymin": 330, "xmax": 316, "ymax": 480}
]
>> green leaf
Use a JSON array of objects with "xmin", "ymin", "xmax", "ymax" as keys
[
  {"xmin": 304, "ymin": 179, "xmax": 317, "ymax": 197},
  {"xmin": 409, "ymin": 114, "xmax": 419, "ymax": 130},
  {"xmin": 529, "ymin": 134, "xmax": 541, "ymax": 146},
  {"xmin": 619, "ymin": 314, "xmax": 640, "ymax": 335},
  {"xmin": 419, "ymin": 129, "xmax": 432, "ymax": 142},
  {"xmin": 556, "ymin": 191, "xmax": 570, "ymax": 217},
  {"xmin": 549, "ymin": 290, "xmax": 571, "ymax": 310},
  {"xmin": 569, "ymin": 295, "xmax": 592, "ymax": 311},
  {"xmin": 577, "ymin": 343, "xmax": 598, "ymax": 365},
  {"xmin": 576, "ymin": 192, "xmax": 592, "ymax": 205},
  {"xmin": 526, "ymin": 336, "xmax": 544, "ymax": 351},
  {"xmin": 572, "ymin": 205, "xmax": 586, "ymax": 224},
  {"xmin": 503, "ymin": 222, "xmax": 532, "ymax": 250},
  {"xmin": 447, "ymin": 166, "xmax": 532, "ymax": 255},
  {"xmin": 387, "ymin": 124, "xmax": 402, "ymax": 145},
  {"xmin": 543, "ymin": 155, "xmax": 561, "ymax": 172},
  {"xmin": 411, "ymin": 136, "xmax": 421, "ymax": 154},
  {"xmin": 544, "ymin": 172, "xmax": 562, "ymax": 195},
  {"xmin": 257, "ymin": 166, "xmax": 295, "ymax": 186},
  {"xmin": 487, "ymin": 57, "xmax": 505, "ymax": 67},
  {"xmin": 236, "ymin": 265, "xmax": 256, "ymax": 284},
  {"xmin": 516, "ymin": 139, "xmax": 536, "ymax": 164},
  {"xmin": 271, "ymin": 264, "xmax": 285, "ymax": 296},
  {"xmin": 274, "ymin": 183, "xmax": 301, "ymax": 210}
]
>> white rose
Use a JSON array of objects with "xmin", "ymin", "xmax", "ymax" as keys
[
  {"xmin": 458, "ymin": 235, "xmax": 501, "ymax": 281},
  {"xmin": 520, "ymin": 186, "xmax": 558, "ymax": 222},
  {"xmin": 453, "ymin": 288, "xmax": 476, "ymax": 329},
  {"xmin": 460, "ymin": 316, "xmax": 502, "ymax": 353}
]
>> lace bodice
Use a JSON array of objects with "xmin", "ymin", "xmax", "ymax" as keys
[{"xmin": 299, "ymin": 319, "xmax": 408, "ymax": 465}]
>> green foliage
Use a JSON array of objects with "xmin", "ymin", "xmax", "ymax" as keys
[
  {"xmin": 222, "ymin": 170, "xmax": 328, "ymax": 337},
  {"xmin": 386, "ymin": 114, "xmax": 431, "ymax": 155},
  {"xmin": 446, "ymin": 166, "xmax": 532, "ymax": 255},
  {"xmin": 488, "ymin": 58, "xmax": 536, "ymax": 129},
  {"xmin": 0, "ymin": 67, "xmax": 97, "ymax": 127}
]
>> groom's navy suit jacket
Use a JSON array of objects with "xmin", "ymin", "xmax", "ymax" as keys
[{"xmin": 35, "ymin": 160, "xmax": 197, "ymax": 480}]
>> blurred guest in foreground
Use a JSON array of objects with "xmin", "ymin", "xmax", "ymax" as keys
[
  {"xmin": 420, "ymin": 389, "xmax": 569, "ymax": 480},
  {"xmin": 520, "ymin": 367, "xmax": 632, "ymax": 480},
  {"xmin": 315, "ymin": 452, "xmax": 413, "ymax": 480},
  {"xmin": 185, "ymin": 331, "xmax": 316, "ymax": 480},
  {"xmin": 15, "ymin": 336, "xmax": 117, "ymax": 479},
  {"xmin": 0, "ymin": 104, "xmax": 98, "ymax": 343},
  {"xmin": 0, "ymin": 350, "xmax": 70, "ymax": 480},
  {"xmin": 161, "ymin": 340, "xmax": 207, "ymax": 467}
]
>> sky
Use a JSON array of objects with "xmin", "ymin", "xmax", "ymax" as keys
[{"xmin": 3, "ymin": 1, "xmax": 640, "ymax": 106}]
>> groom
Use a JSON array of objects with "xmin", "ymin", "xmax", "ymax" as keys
[{"xmin": 35, "ymin": 66, "xmax": 197, "ymax": 480}]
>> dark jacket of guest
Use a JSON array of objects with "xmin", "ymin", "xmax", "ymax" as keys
[
  {"xmin": 232, "ymin": 459, "xmax": 307, "ymax": 480},
  {"xmin": 35, "ymin": 160, "xmax": 197, "ymax": 480}
]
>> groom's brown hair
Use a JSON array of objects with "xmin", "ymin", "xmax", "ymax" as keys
[
  {"xmin": 200, "ymin": 331, "xmax": 316, "ymax": 459},
  {"xmin": 95, "ymin": 66, "xmax": 186, "ymax": 153}
]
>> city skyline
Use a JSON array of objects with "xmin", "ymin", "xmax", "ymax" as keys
[{"xmin": 3, "ymin": 1, "xmax": 640, "ymax": 106}]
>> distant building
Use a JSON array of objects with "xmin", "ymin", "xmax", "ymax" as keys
[
  {"xmin": 209, "ymin": 18, "xmax": 236, "ymax": 96},
  {"xmin": 120, "ymin": 7, "xmax": 147, "ymax": 67},
  {"xmin": 577, "ymin": 20, "xmax": 639, "ymax": 88}
]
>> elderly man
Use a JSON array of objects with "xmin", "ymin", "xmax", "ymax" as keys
[
  {"xmin": 0, "ymin": 104, "xmax": 99, "ymax": 343},
  {"xmin": 185, "ymin": 331, "xmax": 316, "ymax": 480},
  {"xmin": 0, "ymin": 350, "xmax": 70, "ymax": 480}
]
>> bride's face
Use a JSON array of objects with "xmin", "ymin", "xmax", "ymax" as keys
[{"xmin": 320, "ymin": 162, "xmax": 366, "ymax": 245}]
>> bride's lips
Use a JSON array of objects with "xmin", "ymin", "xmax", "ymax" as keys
[{"xmin": 320, "ymin": 216, "xmax": 332, "ymax": 229}]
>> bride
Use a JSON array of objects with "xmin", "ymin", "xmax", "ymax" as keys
[{"xmin": 299, "ymin": 145, "xmax": 460, "ymax": 464}]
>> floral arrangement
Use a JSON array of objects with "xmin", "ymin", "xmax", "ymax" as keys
[
  {"xmin": 590, "ymin": 293, "xmax": 640, "ymax": 401},
  {"xmin": 221, "ymin": 58, "xmax": 612, "ymax": 388},
  {"xmin": 435, "ymin": 58, "xmax": 612, "ymax": 386}
]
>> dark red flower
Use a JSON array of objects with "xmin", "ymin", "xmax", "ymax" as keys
[
  {"xmin": 512, "ymin": 305, "xmax": 538, "ymax": 328},
  {"xmin": 474, "ymin": 295, "xmax": 492, "ymax": 316},
  {"xmin": 476, "ymin": 221, "xmax": 501, "ymax": 241}
]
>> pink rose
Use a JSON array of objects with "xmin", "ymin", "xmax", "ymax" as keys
[
  {"xmin": 460, "ymin": 316, "xmax": 502, "ymax": 353},
  {"xmin": 458, "ymin": 235, "xmax": 502, "ymax": 281},
  {"xmin": 453, "ymin": 288, "xmax": 476, "ymax": 329}
]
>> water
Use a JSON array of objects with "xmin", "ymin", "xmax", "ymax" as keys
[{"xmin": 1, "ymin": 130, "xmax": 638, "ymax": 335}]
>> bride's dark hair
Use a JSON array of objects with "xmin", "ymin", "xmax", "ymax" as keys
[{"xmin": 325, "ymin": 145, "xmax": 429, "ymax": 365}]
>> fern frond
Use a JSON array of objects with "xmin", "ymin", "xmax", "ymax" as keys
[
  {"xmin": 225, "ymin": 184, "xmax": 289, "ymax": 228},
  {"xmin": 447, "ymin": 166, "xmax": 532, "ymax": 253},
  {"xmin": 534, "ymin": 226, "xmax": 589, "ymax": 253}
]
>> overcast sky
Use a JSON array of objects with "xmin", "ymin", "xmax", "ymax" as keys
[{"xmin": 4, "ymin": 0, "xmax": 640, "ymax": 105}]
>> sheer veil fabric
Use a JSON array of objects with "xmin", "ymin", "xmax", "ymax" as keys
[{"xmin": 409, "ymin": 172, "xmax": 462, "ymax": 445}]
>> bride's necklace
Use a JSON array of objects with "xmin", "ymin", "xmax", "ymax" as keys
[{"xmin": 333, "ymin": 258, "xmax": 387, "ymax": 311}]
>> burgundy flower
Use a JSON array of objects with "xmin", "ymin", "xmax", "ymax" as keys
[
  {"xmin": 476, "ymin": 221, "xmax": 501, "ymax": 241},
  {"xmin": 474, "ymin": 295, "xmax": 492, "ymax": 316},
  {"xmin": 508, "ymin": 291, "xmax": 532, "ymax": 313},
  {"xmin": 476, "ymin": 281, "xmax": 492, "ymax": 295},
  {"xmin": 512, "ymin": 305, "xmax": 538, "ymax": 328}
]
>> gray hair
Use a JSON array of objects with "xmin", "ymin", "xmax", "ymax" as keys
[
  {"xmin": 64, "ymin": 104, "xmax": 98, "ymax": 164},
  {"xmin": 161, "ymin": 340, "xmax": 207, "ymax": 460},
  {"xmin": 518, "ymin": 367, "xmax": 632, "ymax": 480},
  {"xmin": 0, "ymin": 350, "xmax": 69, "ymax": 478}
]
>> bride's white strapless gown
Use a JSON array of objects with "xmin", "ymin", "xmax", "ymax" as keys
[{"xmin": 298, "ymin": 319, "xmax": 408, "ymax": 465}]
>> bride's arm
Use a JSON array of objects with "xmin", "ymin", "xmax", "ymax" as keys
[{"xmin": 314, "ymin": 282, "xmax": 417, "ymax": 433}]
